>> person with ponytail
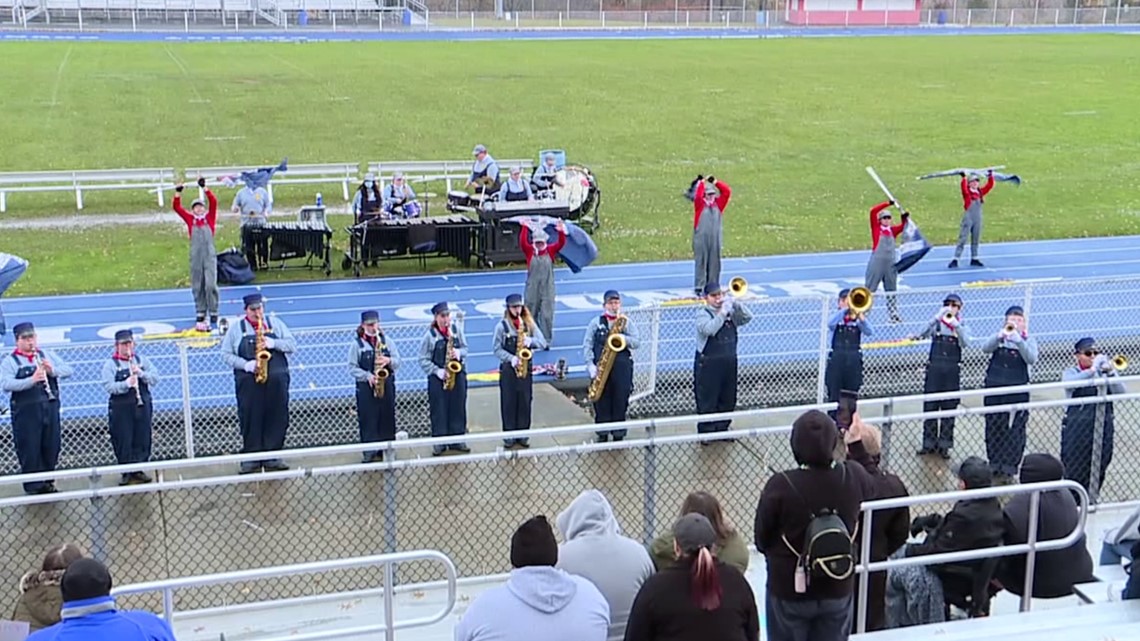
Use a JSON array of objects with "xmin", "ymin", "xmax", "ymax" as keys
[{"xmin": 624, "ymin": 513, "xmax": 759, "ymax": 641}]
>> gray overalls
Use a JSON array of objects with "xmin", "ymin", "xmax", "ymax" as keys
[
  {"xmin": 954, "ymin": 196, "xmax": 983, "ymax": 261},
  {"xmin": 525, "ymin": 252, "xmax": 555, "ymax": 344},
  {"xmin": 189, "ymin": 220, "xmax": 219, "ymax": 321},
  {"xmin": 865, "ymin": 225, "xmax": 900, "ymax": 318},
  {"xmin": 693, "ymin": 203, "xmax": 722, "ymax": 294}
]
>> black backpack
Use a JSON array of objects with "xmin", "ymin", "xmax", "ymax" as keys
[
  {"xmin": 780, "ymin": 465, "xmax": 858, "ymax": 583},
  {"xmin": 217, "ymin": 249, "xmax": 254, "ymax": 285}
]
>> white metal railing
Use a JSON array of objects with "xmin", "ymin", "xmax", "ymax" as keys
[
  {"xmin": 853, "ymin": 479, "xmax": 1090, "ymax": 633},
  {"xmin": 112, "ymin": 550, "xmax": 458, "ymax": 641}
]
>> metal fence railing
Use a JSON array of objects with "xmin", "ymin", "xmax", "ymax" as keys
[
  {"xmin": 3, "ymin": 276, "xmax": 1139, "ymax": 475},
  {"xmin": 0, "ymin": 385, "xmax": 1129, "ymax": 618}
]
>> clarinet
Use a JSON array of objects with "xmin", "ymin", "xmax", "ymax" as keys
[
  {"xmin": 130, "ymin": 357, "xmax": 145, "ymax": 407},
  {"xmin": 34, "ymin": 353, "xmax": 55, "ymax": 401}
]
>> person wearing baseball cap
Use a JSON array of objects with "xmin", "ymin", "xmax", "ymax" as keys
[
  {"xmin": 691, "ymin": 175, "xmax": 732, "ymax": 297},
  {"xmin": 1060, "ymin": 336, "xmax": 1125, "ymax": 494},
  {"xmin": 220, "ymin": 293, "xmax": 298, "ymax": 475},
  {"xmin": 382, "ymin": 171, "xmax": 421, "ymax": 219},
  {"xmin": 100, "ymin": 329, "xmax": 159, "ymax": 485},
  {"xmin": 824, "ymin": 288, "xmax": 874, "ymax": 425},
  {"xmin": 695, "ymin": 281, "xmax": 753, "ymax": 437},
  {"xmin": 864, "ymin": 198, "xmax": 909, "ymax": 324},
  {"xmin": 531, "ymin": 152, "xmax": 564, "ymax": 192},
  {"xmin": 911, "ymin": 292, "xmax": 972, "ymax": 459},
  {"xmin": 0, "ymin": 322, "xmax": 74, "ymax": 495},
  {"xmin": 497, "ymin": 166, "xmax": 535, "ymax": 203},
  {"xmin": 467, "ymin": 144, "xmax": 501, "ymax": 192},
  {"xmin": 948, "ymin": 169, "xmax": 995, "ymax": 269},
  {"xmin": 980, "ymin": 304, "xmax": 1039, "ymax": 480},
  {"xmin": 172, "ymin": 176, "xmax": 220, "ymax": 332},
  {"xmin": 583, "ymin": 290, "xmax": 640, "ymax": 443},
  {"xmin": 419, "ymin": 302, "xmax": 470, "ymax": 456}
]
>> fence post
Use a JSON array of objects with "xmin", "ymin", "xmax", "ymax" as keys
[
  {"xmin": 1019, "ymin": 491, "xmax": 1042, "ymax": 613},
  {"xmin": 77, "ymin": 6, "xmax": 82, "ymax": 30},
  {"xmin": 470, "ymin": 11, "xmax": 474, "ymax": 29},
  {"xmin": 558, "ymin": 10, "xmax": 562, "ymax": 25},
  {"xmin": 642, "ymin": 420, "xmax": 658, "ymax": 547},
  {"xmin": 1032, "ymin": 0, "xmax": 1038, "ymax": 23},
  {"xmin": 383, "ymin": 562, "xmax": 397, "ymax": 641},
  {"xmin": 179, "ymin": 342, "xmax": 196, "ymax": 458},
  {"xmin": 644, "ymin": 10, "xmax": 647, "ymax": 27},
  {"xmin": 992, "ymin": 0, "xmax": 997, "ymax": 25},
  {"xmin": 855, "ymin": 506, "xmax": 874, "ymax": 633},
  {"xmin": 880, "ymin": 398, "xmax": 895, "ymax": 472},
  {"xmin": 685, "ymin": 9, "xmax": 689, "ymax": 25},
  {"xmin": 184, "ymin": 9, "xmax": 189, "ymax": 30},
  {"xmin": 816, "ymin": 297, "xmax": 830, "ymax": 404},
  {"xmin": 88, "ymin": 470, "xmax": 108, "ymax": 564},
  {"xmin": 131, "ymin": 8, "xmax": 136, "ymax": 30}
]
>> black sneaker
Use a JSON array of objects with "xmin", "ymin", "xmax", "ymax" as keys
[
  {"xmin": 948, "ymin": 259, "xmax": 959, "ymax": 269},
  {"xmin": 970, "ymin": 259, "xmax": 985, "ymax": 267},
  {"xmin": 119, "ymin": 474, "xmax": 133, "ymax": 486},
  {"xmin": 917, "ymin": 448, "xmax": 936, "ymax": 456},
  {"xmin": 451, "ymin": 444, "xmax": 471, "ymax": 454},
  {"xmin": 596, "ymin": 434, "xmax": 610, "ymax": 443},
  {"xmin": 938, "ymin": 449, "xmax": 952, "ymax": 460},
  {"xmin": 263, "ymin": 461, "xmax": 290, "ymax": 472}
]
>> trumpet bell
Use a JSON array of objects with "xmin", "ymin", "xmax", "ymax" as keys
[
  {"xmin": 447, "ymin": 360, "xmax": 463, "ymax": 373},
  {"xmin": 608, "ymin": 333, "xmax": 628, "ymax": 352},
  {"xmin": 518, "ymin": 348, "xmax": 533, "ymax": 361},
  {"xmin": 1004, "ymin": 323, "xmax": 1017, "ymax": 333},
  {"xmin": 1113, "ymin": 355, "xmax": 1128, "ymax": 370},
  {"xmin": 729, "ymin": 277, "xmax": 748, "ymax": 297},
  {"xmin": 848, "ymin": 287, "xmax": 873, "ymax": 314}
]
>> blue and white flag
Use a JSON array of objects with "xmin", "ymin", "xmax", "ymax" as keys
[
  {"xmin": 894, "ymin": 218, "xmax": 931, "ymax": 274},
  {"xmin": 505, "ymin": 215, "xmax": 598, "ymax": 273}
]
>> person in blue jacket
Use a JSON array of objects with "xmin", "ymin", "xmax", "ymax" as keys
[{"xmin": 27, "ymin": 557, "xmax": 176, "ymax": 641}]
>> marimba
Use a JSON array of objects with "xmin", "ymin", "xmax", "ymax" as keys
[
  {"xmin": 342, "ymin": 215, "xmax": 480, "ymax": 277},
  {"xmin": 245, "ymin": 220, "xmax": 333, "ymax": 275}
]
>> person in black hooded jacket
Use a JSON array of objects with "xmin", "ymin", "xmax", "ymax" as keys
[{"xmin": 995, "ymin": 453, "xmax": 1093, "ymax": 598}]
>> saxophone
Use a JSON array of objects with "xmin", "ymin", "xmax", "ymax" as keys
[
  {"xmin": 254, "ymin": 309, "xmax": 272, "ymax": 385},
  {"xmin": 587, "ymin": 315, "xmax": 628, "ymax": 403},
  {"xmin": 443, "ymin": 329, "xmax": 463, "ymax": 391},
  {"xmin": 516, "ymin": 313, "xmax": 532, "ymax": 379},
  {"xmin": 373, "ymin": 332, "xmax": 389, "ymax": 399}
]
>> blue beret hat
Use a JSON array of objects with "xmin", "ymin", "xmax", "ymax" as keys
[
  {"xmin": 114, "ymin": 330, "xmax": 134, "ymax": 343},
  {"xmin": 361, "ymin": 310, "xmax": 379, "ymax": 324},
  {"xmin": 243, "ymin": 293, "xmax": 264, "ymax": 308},
  {"xmin": 1005, "ymin": 305, "xmax": 1024, "ymax": 317},
  {"xmin": 13, "ymin": 322, "xmax": 34, "ymax": 337},
  {"xmin": 1074, "ymin": 337, "xmax": 1097, "ymax": 353},
  {"xmin": 506, "ymin": 294, "xmax": 523, "ymax": 306},
  {"xmin": 604, "ymin": 290, "xmax": 621, "ymax": 302},
  {"xmin": 703, "ymin": 282, "xmax": 723, "ymax": 296},
  {"xmin": 838, "ymin": 288, "xmax": 851, "ymax": 300},
  {"xmin": 431, "ymin": 302, "xmax": 450, "ymax": 316},
  {"xmin": 943, "ymin": 293, "xmax": 963, "ymax": 306}
]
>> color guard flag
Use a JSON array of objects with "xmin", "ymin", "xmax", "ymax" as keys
[{"xmin": 894, "ymin": 218, "xmax": 931, "ymax": 274}]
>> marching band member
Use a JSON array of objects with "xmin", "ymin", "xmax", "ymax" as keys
[
  {"xmin": 911, "ymin": 293, "xmax": 971, "ymax": 459},
  {"xmin": 825, "ymin": 289, "xmax": 874, "ymax": 413},
  {"xmin": 0, "ymin": 322, "xmax": 74, "ymax": 495},
  {"xmin": 221, "ymin": 294, "xmax": 297, "ymax": 474},
  {"xmin": 173, "ymin": 178, "xmax": 220, "ymax": 332},
  {"xmin": 493, "ymin": 294, "xmax": 548, "ymax": 449},
  {"xmin": 232, "ymin": 180, "xmax": 272, "ymax": 271},
  {"xmin": 467, "ymin": 144, "xmax": 501, "ymax": 192},
  {"xmin": 583, "ymin": 290, "xmax": 639, "ymax": 443},
  {"xmin": 521, "ymin": 220, "xmax": 567, "ymax": 347},
  {"xmin": 1060, "ymin": 337, "xmax": 1124, "ymax": 494},
  {"xmin": 531, "ymin": 152, "xmax": 563, "ymax": 191},
  {"xmin": 497, "ymin": 166, "xmax": 535, "ymax": 202},
  {"xmin": 348, "ymin": 310, "xmax": 400, "ymax": 463},
  {"xmin": 0, "ymin": 252, "xmax": 29, "ymax": 338},
  {"xmin": 352, "ymin": 172, "xmax": 383, "ymax": 222},
  {"xmin": 864, "ymin": 200, "xmax": 908, "ymax": 324},
  {"xmin": 980, "ymin": 305, "xmax": 1038, "ymax": 480},
  {"xmin": 100, "ymin": 330, "xmax": 158, "ymax": 485},
  {"xmin": 382, "ymin": 172, "xmax": 421, "ymax": 218},
  {"xmin": 419, "ymin": 302, "xmax": 470, "ymax": 456},
  {"xmin": 691, "ymin": 176, "xmax": 732, "ymax": 297},
  {"xmin": 694, "ymin": 282, "xmax": 752, "ymax": 436},
  {"xmin": 948, "ymin": 171, "xmax": 994, "ymax": 269}
]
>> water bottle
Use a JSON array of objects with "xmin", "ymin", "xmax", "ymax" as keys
[{"xmin": 316, "ymin": 192, "xmax": 323, "ymax": 207}]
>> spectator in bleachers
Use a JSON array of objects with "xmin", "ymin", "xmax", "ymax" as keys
[
  {"xmin": 754, "ymin": 409, "xmax": 874, "ymax": 641},
  {"xmin": 995, "ymin": 453, "xmax": 1093, "ymax": 598},
  {"xmin": 1060, "ymin": 336, "xmax": 1124, "ymax": 495},
  {"xmin": 232, "ymin": 180, "xmax": 272, "ymax": 271},
  {"xmin": 650, "ymin": 491, "xmax": 748, "ymax": 574},
  {"xmin": 352, "ymin": 172, "xmax": 383, "ymax": 222},
  {"xmin": 555, "ymin": 489, "xmax": 655, "ymax": 641},
  {"xmin": 467, "ymin": 144, "xmax": 501, "ymax": 193},
  {"xmin": 455, "ymin": 515, "xmax": 609, "ymax": 641},
  {"xmin": 624, "ymin": 513, "xmax": 760, "ymax": 641},
  {"xmin": 11, "ymin": 544, "xmax": 83, "ymax": 632},
  {"xmin": 498, "ymin": 166, "xmax": 535, "ymax": 202},
  {"xmin": 844, "ymin": 414, "xmax": 910, "ymax": 633},
  {"xmin": 1099, "ymin": 505, "xmax": 1140, "ymax": 566},
  {"xmin": 382, "ymin": 172, "xmax": 420, "ymax": 218},
  {"xmin": 884, "ymin": 520, "xmax": 946, "ymax": 628},
  {"xmin": 532, "ymin": 153, "xmax": 563, "ymax": 192},
  {"xmin": 904, "ymin": 456, "xmax": 1005, "ymax": 616},
  {"xmin": 27, "ymin": 557, "xmax": 175, "ymax": 641}
]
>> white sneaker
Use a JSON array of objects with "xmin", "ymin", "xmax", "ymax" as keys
[{"xmin": 194, "ymin": 321, "xmax": 209, "ymax": 332}]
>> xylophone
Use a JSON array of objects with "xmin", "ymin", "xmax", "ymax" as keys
[
  {"xmin": 245, "ymin": 220, "xmax": 334, "ymax": 275},
  {"xmin": 342, "ymin": 215, "xmax": 480, "ymax": 277}
]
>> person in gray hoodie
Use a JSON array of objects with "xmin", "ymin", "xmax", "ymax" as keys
[
  {"xmin": 455, "ymin": 515, "xmax": 609, "ymax": 641},
  {"xmin": 556, "ymin": 490, "xmax": 655, "ymax": 641}
]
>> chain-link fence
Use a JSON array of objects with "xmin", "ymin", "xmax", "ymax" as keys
[{"xmin": 0, "ymin": 384, "xmax": 1132, "ymax": 618}]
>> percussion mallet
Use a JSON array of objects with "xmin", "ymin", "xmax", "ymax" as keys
[{"xmin": 865, "ymin": 166, "xmax": 905, "ymax": 214}]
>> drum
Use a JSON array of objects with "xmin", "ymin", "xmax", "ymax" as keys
[
  {"xmin": 447, "ymin": 190, "xmax": 475, "ymax": 212},
  {"xmin": 551, "ymin": 166, "xmax": 599, "ymax": 218},
  {"xmin": 399, "ymin": 200, "xmax": 423, "ymax": 218}
]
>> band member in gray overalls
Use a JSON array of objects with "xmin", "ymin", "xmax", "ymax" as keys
[
  {"xmin": 691, "ymin": 176, "xmax": 732, "ymax": 297},
  {"xmin": 497, "ymin": 166, "xmax": 534, "ymax": 202},
  {"xmin": 352, "ymin": 172, "xmax": 383, "ymax": 223},
  {"xmin": 173, "ymin": 177, "xmax": 219, "ymax": 332},
  {"xmin": 0, "ymin": 322, "xmax": 74, "ymax": 495},
  {"xmin": 865, "ymin": 200, "xmax": 908, "ymax": 324},
  {"xmin": 521, "ymin": 222, "xmax": 566, "ymax": 347},
  {"xmin": 221, "ymin": 293, "xmax": 297, "ymax": 474},
  {"xmin": 100, "ymin": 329, "xmax": 159, "ymax": 485},
  {"xmin": 419, "ymin": 302, "xmax": 470, "ymax": 456},
  {"xmin": 531, "ymin": 153, "xmax": 564, "ymax": 192},
  {"xmin": 912, "ymin": 293, "xmax": 972, "ymax": 459},
  {"xmin": 468, "ymin": 144, "xmax": 501, "ymax": 193},
  {"xmin": 583, "ymin": 290, "xmax": 640, "ymax": 443},
  {"xmin": 348, "ymin": 310, "xmax": 401, "ymax": 463},
  {"xmin": 825, "ymin": 289, "xmax": 874, "ymax": 414},
  {"xmin": 948, "ymin": 171, "xmax": 994, "ymax": 268},
  {"xmin": 493, "ymin": 294, "xmax": 547, "ymax": 449},
  {"xmin": 233, "ymin": 182, "xmax": 272, "ymax": 271},
  {"xmin": 694, "ymin": 282, "xmax": 753, "ymax": 435},
  {"xmin": 1060, "ymin": 336, "xmax": 1124, "ymax": 494},
  {"xmin": 980, "ymin": 305, "xmax": 1038, "ymax": 480}
]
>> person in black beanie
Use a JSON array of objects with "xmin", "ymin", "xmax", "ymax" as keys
[
  {"xmin": 27, "ymin": 557, "xmax": 176, "ymax": 641},
  {"xmin": 456, "ymin": 516, "xmax": 609, "ymax": 641}
]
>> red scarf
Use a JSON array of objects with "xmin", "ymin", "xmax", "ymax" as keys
[
  {"xmin": 112, "ymin": 352, "xmax": 134, "ymax": 362},
  {"xmin": 604, "ymin": 313, "xmax": 617, "ymax": 321},
  {"xmin": 14, "ymin": 350, "xmax": 36, "ymax": 364},
  {"xmin": 246, "ymin": 315, "xmax": 267, "ymax": 331},
  {"xmin": 511, "ymin": 316, "xmax": 521, "ymax": 330},
  {"xmin": 363, "ymin": 333, "xmax": 377, "ymax": 347},
  {"xmin": 437, "ymin": 323, "xmax": 450, "ymax": 337}
]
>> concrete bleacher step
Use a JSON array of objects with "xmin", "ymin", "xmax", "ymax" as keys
[{"xmin": 854, "ymin": 601, "xmax": 1140, "ymax": 640}]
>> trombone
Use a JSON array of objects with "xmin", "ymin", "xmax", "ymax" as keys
[
  {"xmin": 847, "ymin": 287, "xmax": 873, "ymax": 316},
  {"xmin": 729, "ymin": 277, "xmax": 748, "ymax": 297}
]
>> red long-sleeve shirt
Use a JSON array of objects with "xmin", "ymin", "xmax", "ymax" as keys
[
  {"xmin": 869, "ymin": 202, "xmax": 908, "ymax": 251},
  {"xmin": 961, "ymin": 175, "xmax": 994, "ymax": 211},
  {"xmin": 173, "ymin": 189, "xmax": 218, "ymax": 237},
  {"xmin": 519, "ymin": 225, "xmax": 567, "ymax": 267},
  {"xmin": 693, "ymin": 180, "xmax": 732, "ymax": 229}
]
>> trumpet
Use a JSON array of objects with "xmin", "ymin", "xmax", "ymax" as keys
[
  {"xmin": 1112, "ymin": 355, "xmax": 1128, "ymax": 370},
  {"xmin": 729, "ymin": 276, "xmax": 748, "ymax": 297},
  {"xmin": 1004, "ymin": 323, "xmax": 1017, "ymax": 333},
  {"xmin": 943, "ymin": 311, "xmax": 957, "ymax": 322},
  {"xmin": 847, "ymin": 287, "xmax": 873, "ymax": 316}
]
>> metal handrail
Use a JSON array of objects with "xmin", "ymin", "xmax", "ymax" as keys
[
  {"xmin": 112, "ymin": 550, "xmax": 458, "ymax": 641},
  {"xmin": 0, "ymin": 382, "xmax": 1130, "ymax": 504},
  {"xmin": 854, "ymin": 479, "xmax": 1089, "ymax": 633}
]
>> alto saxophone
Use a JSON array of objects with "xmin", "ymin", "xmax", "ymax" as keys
[
  {"xmin": 254, "ymin": 310, "xmax": 272, "ymax": 385},
  {"xmin": 587, "ymin": 315, "xmax": 628, "ymax": 403},
  {"xmin": 373, "ymin": 333, "xmax": 389, "ymax": 399},
  {"xmin": 516, "ymin": 313, "xmax": 532, "ymax": 379},
  {"xmin": 443, "ymin": 329, "xmax": 463, "ymax": 391}
]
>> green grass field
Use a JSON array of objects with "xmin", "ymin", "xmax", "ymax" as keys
[{"xmin": 2, "ymin": 35, "xmax": 1139, "ymax": 297}]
